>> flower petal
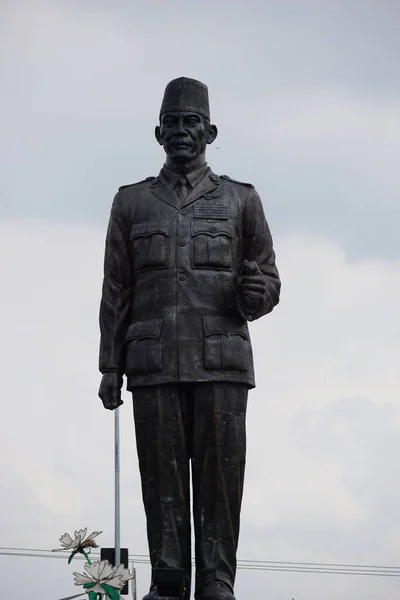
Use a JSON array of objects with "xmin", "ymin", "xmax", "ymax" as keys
[
  {"xmin": 102, "ymin": 575, "xmax": 124, "ymax": 589},
  {"xmin": 85, "ymin": 560, "xmax": 107, "ymax": 580},
  {"xmin": 112, "ymin": 564, "xmax": 125, "ymax": 577},
  {"xmin": 113, "ymin": 564, "xmax": 134, "ymax": 582},
  {"xmin": 74, "ymin": 528, "xmax": 87, "ymax": 541},
  {"xmin": 86, "ymin": 530, "xmax": 102, "ymax": 541},
  {"xmin": 73, "ymin": 572, "xmax": 93, "ymax": 586},
  {"xmin": 98, "ymin": 561, "xmax": 115, "ymax": 580},
  {"xmin": 89, "ymin": 583, "xmax": 105, "ymax": 593},
  {"xmin": 59, "ymin": 533, "xmax": 74, "ymax": 548}
]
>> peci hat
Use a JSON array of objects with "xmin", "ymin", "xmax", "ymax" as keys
[{"xmin": 159, "ymin": 77, "xmax": 210, "ymax": 120}]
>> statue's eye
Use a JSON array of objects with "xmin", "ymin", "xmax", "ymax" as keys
[
  {"xmin": 163, "ymin": 115, "xmax": 176, "ymax": 127},
  {"xmin": 187, "ymin": 118, "xmax": 199, "ymax": 127}
]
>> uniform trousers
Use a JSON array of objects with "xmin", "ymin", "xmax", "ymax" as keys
[{"xmin": 132, "ymin": 382, "xmax": 248, "ymax": 597}]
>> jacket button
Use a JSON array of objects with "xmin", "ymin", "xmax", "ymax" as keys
[
  {"xmin": 210, "ymin": 226, "xmax": 217, "ymax": 232},
  {"xmin": 180, "ymin": 208, "xmax": 187, "ymax": 215},
  {"xmin": 180, "ymin": 306, "xmax": 188, "ymax": 314},
  {"xmin": 179, "ymin": 274, "xmax": 187, "ymax": 281},
  {"xmin": 179, "ymin": 239, "xmax": 186, "ymax": 246},
  {"xmin": 204, "ymin": 194, "xmax": 212, "ymax": 201}
]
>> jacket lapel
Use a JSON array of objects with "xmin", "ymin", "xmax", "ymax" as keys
[
  {"xmin": 150, "ymin": 174, "xmax": 180, "ymax": 210},
  {"xmin": 181, "ymin": 170, "xmax": 220, "ymax": 208}
]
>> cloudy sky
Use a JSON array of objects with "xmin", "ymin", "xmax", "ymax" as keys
[{"xmin": 1, "ymin": 1, "xmax": 400, "ymax": 598}]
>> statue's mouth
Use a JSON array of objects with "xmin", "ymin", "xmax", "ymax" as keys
[{"xmin": 172, "ymin": 142, "xmax": 191, "ymax": 149}]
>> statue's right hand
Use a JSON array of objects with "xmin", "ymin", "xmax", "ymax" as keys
[{"xmin": 98, "ymin": 372, "xmax": 124, "ymax": 410}]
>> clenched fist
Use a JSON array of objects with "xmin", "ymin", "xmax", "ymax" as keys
[
  {"xmin": 98, "ymin": 372, "xmax": 124, "ymax": 410},
  {"xmin": 238, "ymin": 260, "xmax": 266, "ymax": 317}
]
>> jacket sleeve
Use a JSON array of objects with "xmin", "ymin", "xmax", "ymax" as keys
[
  {"xmin": 99, "ymin": 192, "xmax": 133, "ymax": 373},
  {"xmin": 239, "ymin": 187, "xmax": 281, "ymax": 321}
]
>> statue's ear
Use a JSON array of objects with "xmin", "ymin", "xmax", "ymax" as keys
[
  {"xmin": 155, "ymin": 125, "xmax": 163, "ymax": 146},
  {"xmin": 206, "ymin": 124, "xmax": 218, "ymax": 145}
]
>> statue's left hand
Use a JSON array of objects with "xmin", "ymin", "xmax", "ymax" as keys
[{"xmin": 239, "ymin": 260, "xmax": 266, "ymax": 314}]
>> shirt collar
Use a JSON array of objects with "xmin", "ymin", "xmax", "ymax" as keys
[{"xmin": 161, "ymin": 163, "xmax": 210, "ymax": 189}]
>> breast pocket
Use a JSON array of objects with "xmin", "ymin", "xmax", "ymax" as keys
[
  {"xmin": 124, "ymin": 319, "xmax": 163, "ymax": 375},
  {"xmin": 191, "ymin": 220, "xmax": 233, "ymax": 270},
  {"xmin": 203, "ymin": 316, "xmax": 249, "ymax": 371},
  {"xmin": 130, "ymin": 222, "xmax": 170, "ymax": 272}
]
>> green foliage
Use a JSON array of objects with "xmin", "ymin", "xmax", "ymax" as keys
[
  {"xmin": 68, "ymin": 550, "xmax": 78, "ymax": 564},
  {"xmin": 101, "ymin": 583, "xmax": 120, "ymax": 600}
]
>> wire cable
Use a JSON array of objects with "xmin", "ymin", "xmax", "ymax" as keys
[{"xmin": 1, "ymin": 548, "xmax": 400, "ymax": 577}]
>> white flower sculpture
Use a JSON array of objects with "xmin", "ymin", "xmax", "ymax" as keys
[
  {"xmin": 55, "ymin": 528, "xmax": 133, "ymax": 600},
  {"xmin": 54, "ymin": 529, "xmax": 102, "ymax": 553},
  {"xmin": 74, "ymin": 561, "xmax": 133, "ymax": 598}
]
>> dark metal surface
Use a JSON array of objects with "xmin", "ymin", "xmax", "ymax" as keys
[{"xmin": 98, "ymin": 77, "xmax": 281, "ymax": 600}]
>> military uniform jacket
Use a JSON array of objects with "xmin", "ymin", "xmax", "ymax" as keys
[{"xmin": 99, "ymin": 167, "xmax": 281, "ymax": 390}]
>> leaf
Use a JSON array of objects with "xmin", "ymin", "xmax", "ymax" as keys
[
  {"xmin": 57, "ymin": 593, "xmax": 86, "ymax": 600},
  {"xmin": 83, "ymin": 582, "xmax": 96, "ymax": 589},
  {"xmin": 101, "ymin": 583, "xmax": 120, "ymax": 600},
  {"xmin": 68, "ymin": 550, "xmax": 79, "ymax": 564},
  {"xmin": 88, "ymin": 592, "xmax": 99, "ymax": 600}
]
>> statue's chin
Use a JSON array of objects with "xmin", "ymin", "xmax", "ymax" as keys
[{"xmin": 169, "ymin": 153, "xmax": 197, "ymax": 166}]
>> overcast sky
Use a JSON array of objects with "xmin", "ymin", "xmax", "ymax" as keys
[{"xmin": 1, "ymin": 1, "xmax": 400, "ymax": 599}]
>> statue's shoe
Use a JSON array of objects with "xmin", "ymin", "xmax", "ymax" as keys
[
  {"xmin": 142, "ymin": 589, "xmax": 158, "ymax": 600},
  {"xmin": 196, "ymin": 581, "xmax": 236, "ymax": 600},
  {"xmin": 142, "ymin": 587, "xmax": 190, "ymax": 600}
]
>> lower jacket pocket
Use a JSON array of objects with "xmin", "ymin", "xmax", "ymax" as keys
[
  {"xmin": 125, "ymin": 319, "xmax": 163, "ymax": 375},
  {"xmin": 203, "ymin": 316, "xmax": 249, "ymax": 371}
]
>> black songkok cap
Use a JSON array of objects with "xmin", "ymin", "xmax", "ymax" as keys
[{"xmin": 160, "ymin": 77, "xmax": 210, "ymax": 120}]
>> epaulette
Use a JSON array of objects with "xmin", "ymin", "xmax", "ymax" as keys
[
  {"xmin": 220, "ymin": 175, "xmax": 254, "ymax": 189},
  {"xmin": 119, "ymin": 176, "xmax": 155, "ymax": 191}
]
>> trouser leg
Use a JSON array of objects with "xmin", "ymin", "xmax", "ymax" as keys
[
  {"xmin": 191, "ymin": 383, "xmax": 248, "ymax": 595},
  {"xmin": 132, "ymin": 384, "xmax": 192, "ymax": 595}
]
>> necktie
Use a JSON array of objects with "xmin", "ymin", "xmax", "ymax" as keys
[{"xmin": 175, "ymin": 176, "xmax": 190, "ymax": 205}]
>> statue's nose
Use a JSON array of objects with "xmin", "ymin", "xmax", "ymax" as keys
[{"xmin": 174, "ymin": 118, "xmax": 188, "ymax": 135}]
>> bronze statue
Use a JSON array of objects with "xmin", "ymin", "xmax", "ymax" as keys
[{"xmin": 98, "ymin": 77, "xmax": 281, "ymax": 600}]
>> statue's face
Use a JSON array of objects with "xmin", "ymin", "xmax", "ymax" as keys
[{"xmin": 156, "ymin": 111, "xmax": 216, "ymax": 165}]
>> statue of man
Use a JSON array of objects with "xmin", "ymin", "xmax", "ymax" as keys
[{"xmin": 98, "ymin": 77, "xmax": 281, "ymax": 600}]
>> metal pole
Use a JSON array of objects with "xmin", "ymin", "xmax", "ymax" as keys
[
  {"xmin": 131, "ymin": 564, "xmax": 137, "ymax": 600},
  {"xmin": 114, "ymin": 406, "xmax": 121, "ymax": 566}
]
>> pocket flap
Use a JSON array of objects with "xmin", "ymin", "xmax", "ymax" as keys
[
  {"xmin": 191, "ymin": 220, "xmax": 233, "ymax": 238},
  {"xmin": 201, "ymin": 190, "xmax": 224, "ymax": 199},
  {"xmin": 125, "ymin": 319, "xmax": 163, "ymax": 343},
  {"xmin": 130, "ymin": 221, "xmax": 169, "ymax": 240},
  {"xmin": 203, "ymin": 317, "xmax": 248, "ymax": 339}
]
